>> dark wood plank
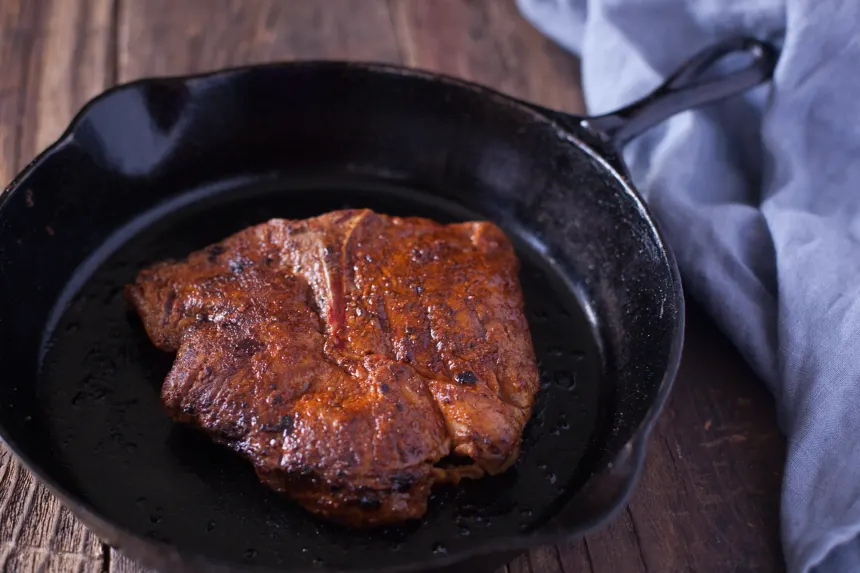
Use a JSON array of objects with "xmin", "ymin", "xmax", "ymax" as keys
[
  {"xmin": 579, "ymin": 508, "xmax": 649, "ymax": 573},
  {"xmin": 108, "ymin": 550, "xmax": 146, "ymax": 573},
  {"xmin": 623, "ymin": 302, "xmax": 786, "ymax": 573},
  {"xmin": 23, "ymin": 0, "xmax": 116, "ymax": 157},
  {"xmin": 506, "ymin": 553, "xmax": 531, "ymax": 573},
  {"xmin": 0, "ymin": 450, "xmax": 104, "ymax": 572},
  {"xmin": 528, "ymin": 546, "xmax": 567, "ymax": 573},
  {"xmin": 555, "ymin": 539, "xmax": 593, "ymax": 573},
  {"xmin": 389, "ymin": 0, "xmax": 585, "ymax": 113},
  {"xmin": 117, "ymin": 0, "xmax": 401, "ymax": 82},
  {"xmin": 0, "ymin": 0, "xmax": 32, "ymax": 187},
  {"xmin": 0, "ymin": 1, "xmax": 113, "ymax": 571}
]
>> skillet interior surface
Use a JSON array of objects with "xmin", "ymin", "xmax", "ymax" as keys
[
  {"xmin": 0, "ymin": 62, "xmax": 682, "ymax": 572},
  {"xmin": 37, "ymin": 177, "xmax": 603, "ymax": 570}
]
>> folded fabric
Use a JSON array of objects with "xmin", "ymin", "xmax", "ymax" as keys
[{"xmin": 516, "ymin": 1, "xmax": 860, "ymax": 571}]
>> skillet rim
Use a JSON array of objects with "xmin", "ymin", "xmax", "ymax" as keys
[{"xmin": 0, "ymin": 60, "xmax": 684, "ymax": 572}]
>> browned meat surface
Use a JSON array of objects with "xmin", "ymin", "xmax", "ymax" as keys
[{"xmin": 125, "ymin": 209, "xmax": 540, "ymax": 527}]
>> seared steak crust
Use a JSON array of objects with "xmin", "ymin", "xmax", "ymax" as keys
[{"xmin": 126, "ymin": 209, "xmax": 539, "ymax": 527}]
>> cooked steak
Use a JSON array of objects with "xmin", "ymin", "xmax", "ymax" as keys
[{"xmin": 126, "ymin": 209, "xmax": 540, "ymax": 527}]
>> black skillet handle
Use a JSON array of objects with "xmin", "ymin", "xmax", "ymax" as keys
[{"xmin": 579, "ymin": 37, "xmax": 777, "ymax": 148}]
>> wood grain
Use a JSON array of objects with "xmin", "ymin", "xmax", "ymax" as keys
[
  {"xmin": 117, "ymin": 0, "xmax": 401, "ymax": 82},
  {"xmin": 0, "ymin": 449, "xmax": 104, "ymax": 573},
  {"xmin": 390, "ymin": 0, "xmax": 585, "ymax": 114},
  {"xmin": 108, "ymin": 549, "xmax": 146, "ymax": 573},
  {"xmin": 627, "ymin": 302, "xmax": 785, "ymax": 572},
  {"xmin": 26, "ymin": 0, "xmax": 114, "ymax": 156},
  {"xmin": 0, "ymin": 0, "xmax": 34, "ymax": 188},
  {"xmin": 0, "ymin": 1, "xmax": 786, "ymax": 572}
]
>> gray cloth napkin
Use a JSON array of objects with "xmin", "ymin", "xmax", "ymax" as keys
[{"xmin": 515, "ymin": 0, "xmax": 860, "ymax": 571}]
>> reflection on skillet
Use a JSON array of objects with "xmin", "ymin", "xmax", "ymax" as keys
[{"xmin": 37, "ymin": 181, "xmax": 603, "ymax": 570}]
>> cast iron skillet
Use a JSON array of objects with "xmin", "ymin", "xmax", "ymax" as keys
[{"xmin": 0, "ymin": 37, "xmax": 775, "ymax": 573}]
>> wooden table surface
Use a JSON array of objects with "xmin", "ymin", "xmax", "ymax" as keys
[{"xmin": 0, "ymin": 1, "xmax": 786, "ymax": 571}]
